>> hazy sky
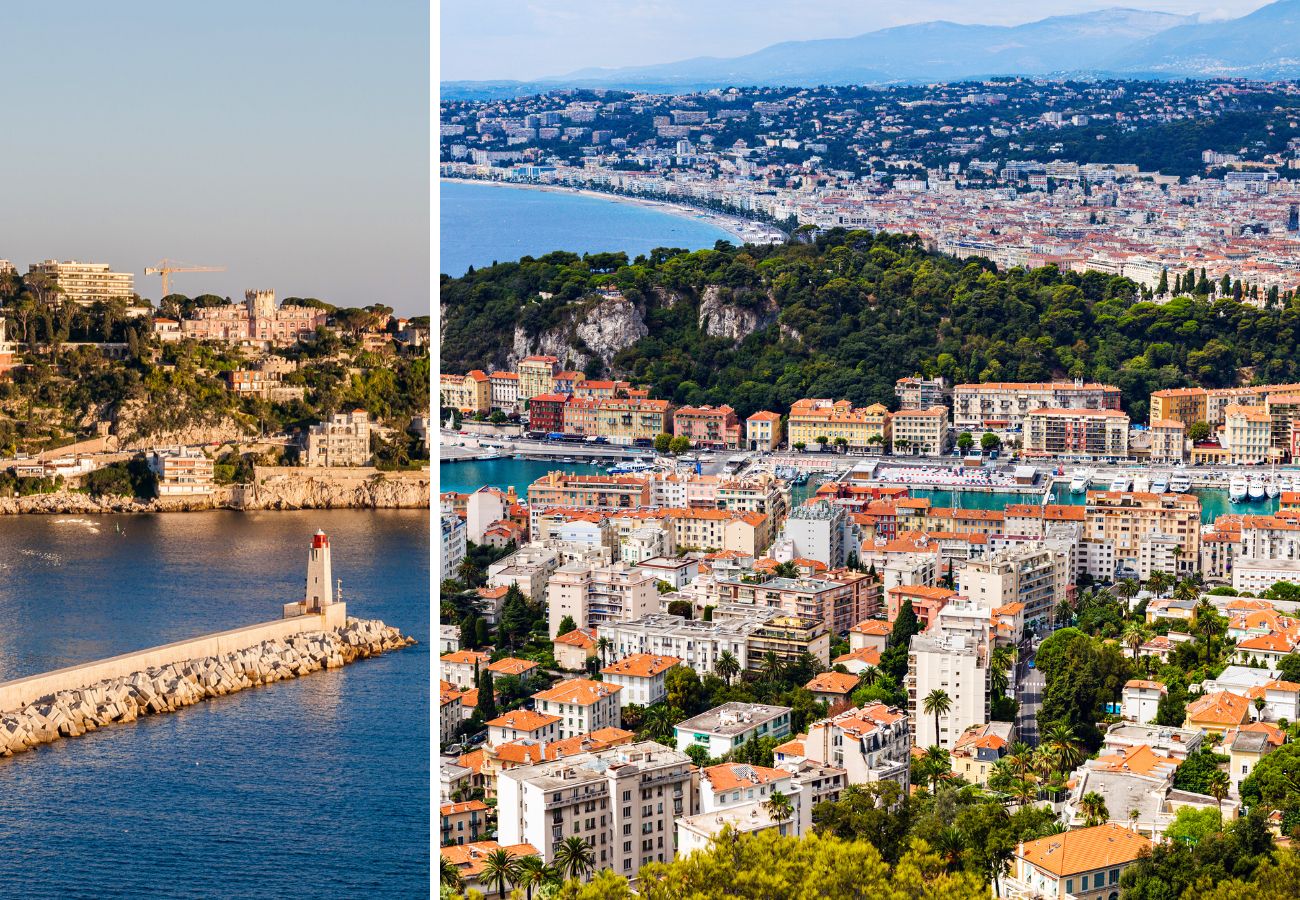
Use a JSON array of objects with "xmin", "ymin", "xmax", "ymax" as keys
[
  {"xmin": 5, "ymin": 2, "xmax": 429, "ymax": 316},
  {"xmin": 441, "ymin": 0, "xmax": 1273, "ymax": 81}
]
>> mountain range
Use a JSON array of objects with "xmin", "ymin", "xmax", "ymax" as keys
[{"xmin": 442, "ymin": 0, "xmax": 1300, "ymax": 99}]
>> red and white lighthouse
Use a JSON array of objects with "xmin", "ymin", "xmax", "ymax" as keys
[{"xmin": 305, "ymin": 530, "xmax": 333, "ymax": 612}]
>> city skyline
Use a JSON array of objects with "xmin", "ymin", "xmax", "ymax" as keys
[
  {"xmin": 440, "ymin": 0, "xmax": 1273, "ymax": 82},
  {"xmin": 5, "ymin": 1, "xmax": 429, "ymax": 316}
]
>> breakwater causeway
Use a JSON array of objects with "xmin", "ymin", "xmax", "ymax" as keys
[{"xmin": 0, "ymin": 616, "xmax": 414, "ymax": 758}]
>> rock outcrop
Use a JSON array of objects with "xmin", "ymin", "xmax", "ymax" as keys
[
  {"xmin": 508, "ymin": 292, "xmax": 648, "ymax": 370},
  {"xmin": 697, "ymin": 286, "xmax": 778, "ymax": 342},
  {"xmin": 0, "ymin": 618, "xmax": 415, "ymax": 758}
]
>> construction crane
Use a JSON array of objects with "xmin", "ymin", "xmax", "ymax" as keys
[{"xmin": 144, "ymin": 259, "xmax": 225, "ymax": 297}]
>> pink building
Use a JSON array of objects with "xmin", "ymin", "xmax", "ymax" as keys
[
  {"xmin": 182, "ymin": 290, "xmax": 328, "ymax": 347},
  {"xmin": 673, "ymin": 405, "xmax": 741, "ymax": 449}
]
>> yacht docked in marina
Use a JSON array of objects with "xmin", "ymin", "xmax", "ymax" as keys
[
  {"xmin": 1151, "ymin": 475, "xmax": 1169, "ymax": 494},
  {"xmin": 1069, "ymin": 470, "xmax": 1093, "ymax": 494},
  {"xmin": 1230, "ymin": 475, "xmax": 1249, "ymax": 503},
  {"xmin": 1132, "ymin": 473, "xmax": 1150, "ymax": 494},
  {"xmin": 1249, "ymin": 475, "xmax": 1267, "ymax": 501},
  {"xmin": 1109, "ymin": 473, "xmax": 1131, "ymax": 492},
  {"xmin": 1169, "ymin": 472, "xmax": 1192, "ymax": 494}
]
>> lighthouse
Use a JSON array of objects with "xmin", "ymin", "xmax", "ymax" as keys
[{"xmin": 305, "ymin": 530, "xmax": 333, "ymax": 612}]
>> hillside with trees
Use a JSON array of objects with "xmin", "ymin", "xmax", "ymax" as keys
[{"xmin": 439, "ymin": 230, "xmax": 1300, "ymax": 423}]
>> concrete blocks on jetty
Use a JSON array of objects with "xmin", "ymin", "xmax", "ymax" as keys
[{"xmin": 0, "ymin": 618, "xmax": 415, "ymax": 758}]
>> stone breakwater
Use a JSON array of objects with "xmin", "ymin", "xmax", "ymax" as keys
[{"xmin": 0, "ymin": 618, "xmax": 415, "ymax": 758}]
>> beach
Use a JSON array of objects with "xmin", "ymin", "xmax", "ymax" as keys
[{"xmin": 440, "ymin": 176, "xmax": 787, "ymax": 246}]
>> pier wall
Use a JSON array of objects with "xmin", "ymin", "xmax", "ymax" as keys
[{"xmin": 0, "ymin": 606, "xmax": 345, "ymax": 712}]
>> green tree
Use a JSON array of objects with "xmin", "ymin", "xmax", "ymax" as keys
[
  {"xmin": 715, "ymin": 650, "xmax": 741, "ymax": 685},
  {"xmin": 1164, "ymin": 806, "xmax": 1222, "ymax": 847},
  {"xmin": 1078, "ymin": 791, "xmax": 1109, "ymax": 826},
  {"xmin": 923, "ymin": 690, "xmax": 952, "ymax": 746},
  {"xmin": 653, "ymin": 433, "xmax": 672, "ymax": 453},
  {"xmin": 557, "ymin": 615, "xmax": 578, "ymax": 637},
  {"xmin": 957, "ymin": 431, "xmax": 974, "ymax": 452},
  {"xmin": 553, "ymin": 836, "xmax": 596, "ymax": 882},
  {"xmin": 1174, "ymin": 749, "xmax": 1230, "ymax": 795},
  {"xmin": 668, "ymin": 435, "xmax": 691, "ymax": 454},
  {"xmin": 479, "ymin": 848, "xmax": 521, "ymax": 899},
  {"xmin": 980, "ymin": 432, "xmax": 1001, "ymax": 452}
]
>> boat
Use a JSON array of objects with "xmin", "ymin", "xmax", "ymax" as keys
[
  {"xmin": 1266, "ymin": 479, "xmax": 1281, "ymax": 499},
  {"xmin": 1132, "ymin": 473, "xmax": 1150, "ymax": 493},
  {"xmin": 1151, "ymin": 475, "xmax": 1169, "ymax": 494},
  {"xmin": 1170, "ymin": 473, "xmax": 1192, "ymax": 493},
  {"xmin": 608, "ymin": 459, "xmax": 655, "ymax": 475},
  {"xmin": 1069, "ymin": 469, "xmax": 1092, "ymax": 494},
  {"xmin": 1249, "ymin": 475, "xmax": 1267, "ymax": 501},
  {"xmin": 1109, "ymin": 474, "xmax": 1131, "ymax": 492},
  {"xmin": 1230, "ymin": 475, "xmax": 1249, "ymax": 503}
]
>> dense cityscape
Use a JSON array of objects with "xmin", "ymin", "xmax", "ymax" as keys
[{"xmin": 438, "ymin": 73, "xmax": 1300, "ymax": 900}]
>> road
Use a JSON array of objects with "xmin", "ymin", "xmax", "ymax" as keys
[{"xmin": 1016, "ymin": 667, "xmax": 1045, "ymax": 748}]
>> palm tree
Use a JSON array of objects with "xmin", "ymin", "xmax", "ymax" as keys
[
  {"xmin": 761, "ymin": 650, "xmax": 784, "ymax": 683},
  {"xmin": 715, "ymin": 650, "xmax": 740, "ymax": 685},
  {"xmin": 1173, "ymin": 578, "xmax": 1199, "ymax": 604},
  {"xmin": 1079, "ymin": 791, "xmax": 1110, "ymax": 827},
  {"xmin": 553, "ymin": 836, "xmax": 595, "ymax": 882},
  {"xmin": 1254, "ymin": 696, "xmax": 1267, "ymax": 721},
  {"xmin": 514, "ymin": 856, "xmax": 554, "ymax": 900},
  {"xmin": 989, "ymin": 646, "xmax": 1016, "ymax": 699},
  {"xmin": 1011, "ymin": 776, "xmax": 1039, "ymax": 808},
  {"xmin": 1054, "ymin": 596, "xmax": 1074, "ymax": 627},
  {"xmin": 480, "ymin": 848, "xmax": 521, "ymax": 900},
  {"xmin": 1146, "ymin": 571, "xmax": 1174, "ymax": 599},
  {"xmin": 643, "ymin": 705, "xmax": 674, "ymax": 742},
  {"xmin": 596, "ymin": 636, "xmax": 612, "ymax": 666},
  {"xmin": 923, "ymin": 689, "xmax": 952, "ymax": 746},
  {"xmin": 440, "ymin": 855, "xmax": 463, "ymax": 894},
  {"xmin": 1115, "ymin": 578, "xmax": 1141, "ymax": 605},
  {"xmin": 923, "ymin": 744, "xmax": 951, "ymax": 792},
  {"xmin": 933, "ymin": 826, "xmax": 966, "ymax": 871},
  {"xmin": 1128, "ymin": 808, "xmax": 1140, "ymax": 830},
  {"xmin": 1007, "ymin": 741, "xmax": 1036, "ymax": 780},
  {"xmin": 1044, "ymin": 724, "xmax": 1085, "ymax": 779},
  {"xmin": 762, "ymin": 789, "xmax": 795, "ymax": 835},
  {"xmin": 1208, "ymin": 769, "xmax": 1230, "ymax": 815},
  {"xmin": 1122, "ymin": 624, "xmax": 1148, "ymax": 660}
]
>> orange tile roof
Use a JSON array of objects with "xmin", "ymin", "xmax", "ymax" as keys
[
  {"xmin": 1223, "ymin": 721, "xmax": 1287, "ymax": 748},
  {"xmin": 532, "ymin": 678, "xmax": 622, "ymax": 706},
  {"xmin": 702, "ymin": 763, "xmax": 787, "ymax": 792},
  {"xmin": 602, "ymin": 653, "xmax": 681, "ymax": 678},
  {"xmin": 806, "ymin": 671, "xmax": 861, "ymax": 695},
  {"xmin": 487, "ymin": 657, "xmax": 540, "ymax": 677},
  {"xmin": 441, "ymin": 650, "xmax": 491, "ymax": 666},
  {"xmin": 554, "ymin": 628, "xmax": 597, "ymax": 649},
  {"xmin": 1185, "ymin": 690, "xmax": 1251, "ymax": 727},
  {"xmin": 440, "ymin": 799, "xmax": 489, "ymax": 816},
  {"xmin": 1092, "ymin": 744, "xmax": 1177, "ymax": 777},
  {"xmin": 850, "ymin": 619, "xmax": 893, "ymax": 636},
  {"xmin": 441, "ymin": 842, "xmax": 540, "ymax": 879},
  {"xmin": 1237, "ymin": 633, "xmax": 1294, "ymax": 653},
  {"xmin": 486, "ymin": 709, "xmax": 560, "ymax": 731},
  {"xmin": 887, "ymin": 584, "xmax": 958, "ymax": 601},
  {"xmin": 1125, "ymin": 679, "xmax": 1167, "ymax": 691},
  {"xmin": 1018, "ymin": 823, "xmax": 1151, "ymax": 877},
  {"xmin": 774, "ymin": 735, "xmax": 806, "ymax": 757},
  {"xmin": 834, "ymin": 647, "xmax": 882, "ymax": 667},
  {"xmin": 543, "ymin": 727, "xmax": 636, "ymax": 760}
]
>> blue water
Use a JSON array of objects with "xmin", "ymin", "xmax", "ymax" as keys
[
  {"xmin": 439, "ymin": 457, "xmax": 604, "ymax": 495},
  {"xmin": 0, "ymin": 510, "xmax": 428, "ymax": 898},
  {"xmin": 439, "ymin": 180, "xmax": 733, "ymax": 277}
]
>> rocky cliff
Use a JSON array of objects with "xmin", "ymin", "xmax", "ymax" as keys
[
  {"xmin": 0, "ymin": 468, "xmax": 429, "ymax": 516},
  {"xmin": 508, "ymin": 292, "xmax": 648, "ymax": 370},
  {"xmin": 697, "ymin": 285, "xmax": 779, "ymax": 342}
]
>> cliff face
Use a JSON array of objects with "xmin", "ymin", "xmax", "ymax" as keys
[
  {"xmin": 111, "ymin": 399, "xmax": 254, "ymax": 450},
  {"xmin": 697, "ymin": 285, "xmax": 779, "ymax": 342},
  {"xmin": 508, "ymin": 292, "xmax": 648, "ymax": 370},
  {"xmin": 0, "ymin": 468, "xmax": 429, "ymax": 516}
]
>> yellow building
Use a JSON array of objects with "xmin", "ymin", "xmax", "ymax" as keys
[
  {"xmin": 891, "ymin": 407, "xmax": 949, "ymax": 455},
  {"xmin": 1149, "ymin": 388, "xmax": 1208, "ymax": 427},
  {"xmin": 590, "ymin": 398, "xmax": 670, "ymax": 443},
  {"xmin": 27, "ymin": 259, "xmax": 134, "ymax": 306},
  {"xmin": 788, "ymin": 399, "xmax": 891, "ymax": 451},
  {"xmin": 745, "ymin": 411, "xmax": 783, "ymax": 451},
  {"xmin": 1085, "ymin": 491, "xmax": 1202, "ymax": 578},
  {"xmin": 1223, "ymin": 404, "xmax": 1273, "ymax": 464},
  {"xmin": 517, "ymin": 355, "xmax": 560, "ymax": 400},
  {"xmin": 439, "ymin": 370, "xmax": 492, "ymax": 414},
  {"xmin": 1148, "ymin": 419, "xmax": 1186, "ymax": 463}
]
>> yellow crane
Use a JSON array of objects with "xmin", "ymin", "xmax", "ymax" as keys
[{"xmin": 144, "ymin": 259, "xmax": 225, "ymax": 297}]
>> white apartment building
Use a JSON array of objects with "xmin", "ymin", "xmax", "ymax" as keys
[
  {"xmin": 908, "ymin": 631, "xmax": 989, "ymax": 750},
  {"xmin": 952, "ymin": 381, "xmax": 1121, "ymax": 431},
  {"xmin": 488, "ymin": 545, "xmax": 560, "ymax": 601},
  {"xmin": 1232, "ymin": 515, "xmax": 1300, "ymax": 593},
  {"xmin": 466, "ymin": 488, "xmax": 506, "ymax": 544},
  {"xmin": 532, "ymin": 678, "xmax": 623, "ymax": 739},
  {"xmin": 1122, "ymin": 680, "xmax": 1166, "ymax": 724},
  {"xmin": 27, "ymin": 259, "xmax": 133, "ymax": 305},
  {"xmin": 496, "ymin": 741, "xmax": 695, "ymax": 878},
  {"xmin": 674, "ymin": 703, "xmax": 792, "ymax": 759},
  {"xmin": 304, "ymin": 410, "xmax": 373, "ymax": 466},
  {"xmin": 600, "ymin": 653, "xmax": 681, "ymax": 707},
  {"xmin": 547, "ymin": 562, "xmax": 659, "ymax": 637},
  {"xmin": 1222, "ymin": 405, "xmax": 1272, "ymax": 464},
  {"xmin": 488, "ymin": 371, "xmax": 520, "ymax": 411},
  {"xmin": 599, "ymin": 613, "xmax": 769, "ymax": 677},
  {"xmin": 776, "ymin": 500, "xmax": 853, "ymax": 568},
  {"xmin": 147, "ymin": 447, "xmax": 215, "ymax": 496},
  {"xmin": 957, "ymin": 543, "xmax": 1068, "ymax": 632},
  {"xmin": 441, "ymin": 515, "xmax": 467, "ymax": 578},
  {"xmin": 803, "ymin": 704, "xmax": 911, "ymax": 791}
]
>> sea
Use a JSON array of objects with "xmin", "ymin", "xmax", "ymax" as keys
[
  {"xmin": 440, "ymin": 458, "xmax": 1258, "ymax": 524},
  {"xmin": 439, "ymin": 179, "xmax": 733, "ymax": 277},
  {"xmin": 0, "ymin": 510, "xmax": 429, "ymax": 899}
]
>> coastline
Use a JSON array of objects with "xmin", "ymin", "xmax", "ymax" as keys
[
  {"xmin": 0, "ymin": 466, "xmax": 431, "ymax": 516},
  {"xmin": 441, "ymin": 176, "xmax": 787, "ymax": 246}
]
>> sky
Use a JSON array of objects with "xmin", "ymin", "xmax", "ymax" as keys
[
  {"xmin": 4, "ymin": 1, "xmax": 429, "ymax": 316},
  {"xmin": 440, "ymin": 0, "xmax": 1274, "ymax": 82}
]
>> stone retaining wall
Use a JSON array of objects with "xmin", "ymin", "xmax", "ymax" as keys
[{"xmin": 0, "ymin": 618, "xmax": 415, "ymax": 759}]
